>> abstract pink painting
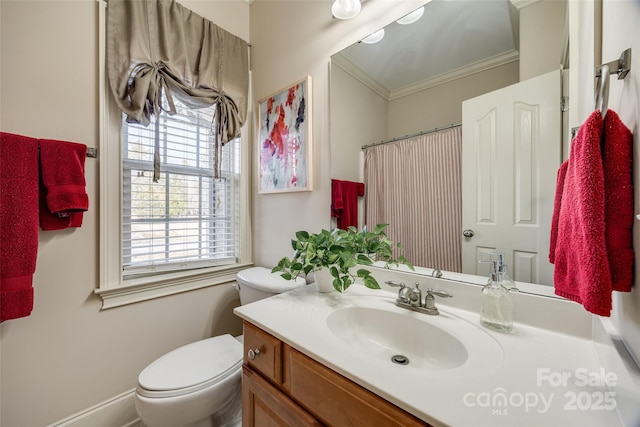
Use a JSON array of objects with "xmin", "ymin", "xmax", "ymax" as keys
[{"xmin": 258, "ymin": 76, "xmax": 312, "ymax": 193}]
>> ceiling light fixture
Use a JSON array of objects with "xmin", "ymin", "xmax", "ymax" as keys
[
  {"xmin": 361, "ymin": 28, "xmax": 385, "ymax": 44},
  {"xmin": 396, "ymin": 6, "xmax": 425, "ymax": 25},
  {"xmin": 332, "ymin": 0, "xmax": 361, "ymax": 20}
]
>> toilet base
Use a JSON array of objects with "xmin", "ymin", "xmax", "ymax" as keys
[
  {"xmin": 135, "ymin": 366, "xmax": 242, "ymax": 427},
  {"xmin": 139, "ymin": 396, "xmax": 241, "ymax": 427},
  {"xmin": 183, "ymin": 408, "xmax": 241, "ymax": 427},
  {"xmin": 208, "ymin": 389, "xmax": 242, "ymax": 427}
]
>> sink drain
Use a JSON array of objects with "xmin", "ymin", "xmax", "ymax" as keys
[{"xmin": 391, "ymin": 354, "xmax": 409, "ymax": 365}]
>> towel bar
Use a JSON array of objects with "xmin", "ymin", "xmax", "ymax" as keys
[{"xmin": 595, "ymin": 48, "xmax": 631, "ymax": 79}]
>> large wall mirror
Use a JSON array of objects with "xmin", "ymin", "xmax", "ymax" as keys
[{"xmin": 329, "ymin": 0, "xmax": 568, "ymax": 296}]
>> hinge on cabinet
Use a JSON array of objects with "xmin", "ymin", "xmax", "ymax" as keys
[{"xmin": 560, "ymin": 96, "xmax": 569, "ymax": 112}]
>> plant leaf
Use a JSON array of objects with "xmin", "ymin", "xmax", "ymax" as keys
[
  {"xmin": 363, "ymin": 275, "xmax": 380, "ymax": 289},
  {"xmin": 373, "ymin": 223, "xmax": 388, "ymax": 234},
  {"xmin": 329, "ymin": 266, "xmax": 339, "ymax": 278},
  {"xmin": 333, "ymin": 278, "xmax": 343, "ymax": 292},
  {"xmin": 295, "ymin": 230, "xmax": 310, "ymax": 241},
  {"xmin": 356, "ymin": 254, "xmax": 373, "ymax": 265},
  {"xmin": 356, "ymin": 269, "xmax": 371, "ymax": 278}
]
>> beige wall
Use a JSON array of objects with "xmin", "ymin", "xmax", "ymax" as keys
[
  {"xmin": 0, "ymin": 1, "xmax": 249, "ymax": 426},
  {"xmin": 519, "ymin": 0, "xmax": 567, "ymax": 81},
  {"xmin": 329, "ymin": 64, "xmax": 387, "ymax": 182}
]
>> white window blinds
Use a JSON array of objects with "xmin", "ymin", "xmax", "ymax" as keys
[{"xmin": 121, "ymin": 101, "xmax": 239, "ymax": 277}]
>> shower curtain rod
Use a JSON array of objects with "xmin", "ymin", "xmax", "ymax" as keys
[{"xmin": 361, "ymin": 122, "xmax": 462, "ymax": 150}]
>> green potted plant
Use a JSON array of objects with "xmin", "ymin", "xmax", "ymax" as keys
[{"xmin": 272, "ymin": 224, "xmax": 413, "ymax": 292}]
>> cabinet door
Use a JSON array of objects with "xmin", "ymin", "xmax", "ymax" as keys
[
  {"xmin": 283, "ymin": 345, "xmax": 428, "ymax": 427},
  {"xmin": 242, "ymin": 366, "xmax": 322, "ymax": 427}
]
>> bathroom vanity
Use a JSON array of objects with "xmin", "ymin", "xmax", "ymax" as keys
[
  {"xmin": 242, "ymin": 321, "xmax": 427, "ymax": 426},
  {"xmin": 234, "ymin": 277, "xmax": 636, "ymax": 427}
]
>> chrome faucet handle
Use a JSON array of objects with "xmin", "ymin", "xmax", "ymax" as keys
[
  {"xmin": 431, "ymin": 268, "xmax": 443, "ymax": 278},
  {"xmin": 424, "ymin": 289, "xmax": 452, "ymax": 313},
  {"xmin": 385, "ymin": 280, "xmax": 405, "ymax": 288},
  {"xmin": 385, "ymin": 281, "xmax": 411, "ymax": 304},
  {"xmin": 427, "ymin": 289, "xmax": 452, "ymax": 299}
]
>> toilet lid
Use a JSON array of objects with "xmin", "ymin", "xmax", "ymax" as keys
[
  {"xmin": 236, "ymin": 266, "xmax": 306, "ymax": 293},
  {"xmin": 137, "ymin": 334, "xmax": 242, "ymax": 398}
]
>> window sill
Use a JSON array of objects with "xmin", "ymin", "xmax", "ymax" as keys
[{"xmin": 94, "ymin": 262, "xmax": 254, "ymax": 309}]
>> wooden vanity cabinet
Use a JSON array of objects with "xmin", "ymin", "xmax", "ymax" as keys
[
  {"xmin": 242, "ymin": 321, "xmax": 429, "ymax": 427},
  {"xmin": 242, "ymin": 366, "xmax": 322, "ymax": 427}
]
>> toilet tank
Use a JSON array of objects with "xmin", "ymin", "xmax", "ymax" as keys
[{"xmin": 235, "ymin": 267, "xmax": 306, "ymax": 305}]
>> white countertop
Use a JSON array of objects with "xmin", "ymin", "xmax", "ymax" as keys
[{"xmin": 234, "ymin": 283, "xmax": 625, "ymax": 427}]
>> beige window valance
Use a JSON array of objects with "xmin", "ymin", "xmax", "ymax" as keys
[{"xmin": 106, "ymin": 0, "xmax": 249, "ymax": 180}]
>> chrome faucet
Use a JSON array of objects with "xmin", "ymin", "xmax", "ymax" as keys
[{"xmin": 385, "ymin": 281, "xmax": 452, "ymax": 315}]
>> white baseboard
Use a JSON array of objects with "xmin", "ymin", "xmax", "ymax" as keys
[{"xmin": 48, "ymin": 389, "xmax": 143, "ymax": 427}]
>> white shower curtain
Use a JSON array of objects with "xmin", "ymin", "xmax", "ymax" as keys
[{"xmin": 364, "ymin": 127, "xmax": 462, "ymax": 272}]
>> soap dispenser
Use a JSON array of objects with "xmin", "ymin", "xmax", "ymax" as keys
[
  {"xmin": 499, "ymin": 263, "xmax": 517, "ymax": 291},
  {"xmin": 480, "ymin": 260, "xmax": 513, "ymax": 332},
  {"xmin": 496, "ymin": 253, "xmax": 518, "ymax": 291}
]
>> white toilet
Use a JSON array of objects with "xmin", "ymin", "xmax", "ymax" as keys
[{"xmin": 134, "ymin": 267, "xmax": 306, "ymax": 427}]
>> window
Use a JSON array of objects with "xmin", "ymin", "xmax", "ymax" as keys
[
  {"xmin": 121, "ymin": 101, "xmax": 238, "ymax": 278},
  {"xmin": 96, "ymin": 1, "xmax": 251, "ymax": 309},
  {"xmin": 97, "ymin": 98, "xmax": 251, "ymax": 309}
]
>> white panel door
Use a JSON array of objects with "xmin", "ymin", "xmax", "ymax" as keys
[{"xmin": 461, "ymin": 70, "xmax": 561, "ymax": 286}]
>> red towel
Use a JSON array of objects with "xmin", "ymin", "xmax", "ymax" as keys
[
  {"xmin": 0, "ymin": 133, "xmax": 40, "ymax": 321},
  {"xmin": 38, "ymin": 139, "xmax": 88, "ymax": 230},
  {"xmin": 548, "ymin": 161, "xmax": 568, "ymax": 264},
  {"xmin": 602, "ymin": 110, "xmax": 634, "ymax": 292},
  {"xmin": 331, "ymin": 179, "xmax": 344, "ymax": 219},
  {"xmin": 331, "ymin": 179, "xmax": 365, "ymax": 229},
  {"xmin": 551, "ymin": 111, "xmax": 612, "ymax": 316}
]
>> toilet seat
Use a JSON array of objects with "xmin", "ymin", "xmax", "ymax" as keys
[{"xmin": 137, "ymin": 334, "xmax": 242, "ymax": 399}]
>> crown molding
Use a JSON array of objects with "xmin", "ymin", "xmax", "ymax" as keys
[
  {"xmin": 333, "ymin": 49, "xmax": 519, "ymax": 102},
  {"xmin": 331, "ymin": 54, "xmax": 391, "ymax": 100},
  {"xmin": 390, "ymin": 50, "xmax": 520, "ymax": 100}
]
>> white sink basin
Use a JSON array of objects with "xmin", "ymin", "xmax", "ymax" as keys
[{"xmin": 326, "ymin": 305, "xmax": 503, "ymax": 372}]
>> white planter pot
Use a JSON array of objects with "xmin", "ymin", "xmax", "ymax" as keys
[{"xmin": 313, "ymin": 269, "xmax": 335, "ymax": 293}]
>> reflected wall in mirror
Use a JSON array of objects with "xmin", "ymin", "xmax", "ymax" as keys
[{"xmin": 329, "ymin": 0, "xmax": 568, "ymax": 293}]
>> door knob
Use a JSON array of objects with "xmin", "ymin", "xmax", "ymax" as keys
[{"xmin": 462, "ymin": 229, "xmax": 474, "ymax": 238}]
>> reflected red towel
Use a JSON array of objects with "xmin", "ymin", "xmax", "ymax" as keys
[
  {"xmin": 331, "ymin": 179, "xmax": 344, "ymax": 219},
  {"xmin": 549, "ymin": 161, "xmax": 568, "ymax": 264},
  {"xmin": 0, "ymin": 132, "xmax": 39, "ymax": 321},
  {"xmin": 331, "ymin": 179, "xmax": 365, "ymax": 229},
  {"xmin": 603, "ymin": 111, "xmax": 634, "ymax": 292},
  {"xmin": 551, "ymin": 111, "xmax": 612, "ymax": 316},
  {"xmin": 39, "ymin": 139, "xmax": 88, "ymax": 230}
]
